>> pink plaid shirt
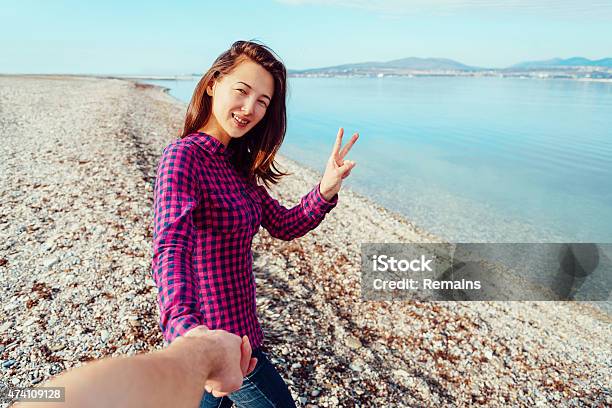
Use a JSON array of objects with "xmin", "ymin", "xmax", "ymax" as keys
[{"xmin": 151, "ymin": 132, "xmax": 338, "ymax": 347}]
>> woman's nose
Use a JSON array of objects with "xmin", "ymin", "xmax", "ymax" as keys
[{"xmin": 242, "ymin": 98, "xmax": 257, "ymax": 115}]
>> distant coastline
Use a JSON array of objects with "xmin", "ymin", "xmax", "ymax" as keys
[
  {"xmin": 4, "ymin": 55, "xmax": 611, "ymax": 82},
  {"xmin": 102, "ymin": 73, "xmax": 612, "ymax": 83},
  {"xmin": 286, "ymin": 56, "xmax": 612, "ymax": 81}
]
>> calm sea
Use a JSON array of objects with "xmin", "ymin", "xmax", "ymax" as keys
[{"xmin": 142, "ymin": 77, "xmax": 612, "ymax": 243}]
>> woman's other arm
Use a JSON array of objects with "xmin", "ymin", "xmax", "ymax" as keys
[{"xmin": 152, "ymin": 142, "xmax": 205, "ymax": 343}]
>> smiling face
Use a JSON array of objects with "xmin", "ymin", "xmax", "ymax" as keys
[{"xmin": 201, "ymin": 57, "xmax": 274, "ymax": 146}]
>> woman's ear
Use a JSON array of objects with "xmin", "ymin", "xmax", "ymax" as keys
[
  {"xmin": 206, "ymin": 71, "xmax": 220, "ymax": 97},
  {"xmin": 206, "ymin": 81, "xmax": 214, "ymax": 97}
]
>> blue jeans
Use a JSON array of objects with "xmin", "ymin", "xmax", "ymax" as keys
[{"xmin": 199, "ymin": 348, "xmax": 297, "ymax": 408}]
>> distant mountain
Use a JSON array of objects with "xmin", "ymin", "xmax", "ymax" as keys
[
  {"xmin": 511, "ymin": 57, "xmax": 612, "ymax": 69},
  {"xmin": 289, "ymin": 57, "xmax": 482, "ymax": 74},
  {"xmin": 285, "ymin": 56, "xmax": 612, "ymax": 77}
]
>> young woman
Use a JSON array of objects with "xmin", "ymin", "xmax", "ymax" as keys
[{"xmin": 151, "ymin": 40, "xmax": 358, "ymax": 407}]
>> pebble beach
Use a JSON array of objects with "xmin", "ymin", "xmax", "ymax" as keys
[{"xmin": 0, "ymin": 75, "xmax": 610, "ymax": 407}]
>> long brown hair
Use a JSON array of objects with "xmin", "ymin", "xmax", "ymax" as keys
[{"xmin": 181, "ymin": 40, "xmax": 289, "ymax": 187}]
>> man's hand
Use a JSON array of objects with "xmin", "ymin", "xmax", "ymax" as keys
[
  {"xmin": 182, "ymin": 326, "xmax": 257, "ymax": 397},
  {"xmin": 14, "ymin": 325, "xmax": 258, "ymax": 408}
]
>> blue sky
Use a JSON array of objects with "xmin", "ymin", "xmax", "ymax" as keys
[{"xmin": 2, "ymin": 0, "xmax": 611, "ymax": 75}]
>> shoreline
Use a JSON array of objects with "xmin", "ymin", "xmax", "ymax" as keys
[
  {"xmin": 3, "ymin": 73, "xmax": 612, "ymax": 84},
  {"xmin": 0, "ymin": 75, "xmax": 610, "ymax": 407}
]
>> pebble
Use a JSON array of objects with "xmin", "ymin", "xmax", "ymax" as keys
[
  {"xmin": 4, "ymin": 301, "xmax": 20, "ymax": 312},
  {"xmin": 0, "ymin": 320, "xmax": 14, "ymax": 332},
  {"xmin": 345, "ymin": 335, "xmax": 362, "ymax": 349},
  {"xmin": 100, "ymin": 330, "xmax": 110, "ymax": 343},
  {"xmin": 43, "ymin": 256, "xmax": 59, "ymax": 268},
  {"xmin": 3, "ymin": 359, "xmax": 17, "ymax": 368},
  {"xmin": 129, "ymin": 319, "xmax": 141, "ymax": 328},
  {"xmin": 41, "ymin": 241, "xmax": 54, "ymax": 252},
  {"xmin": 49, "ymin": 343, "xmax": 65, "ymax": 352},
  {"xmin": 393, "ymin": 368, "xmax": 411, "ymax": 380}
]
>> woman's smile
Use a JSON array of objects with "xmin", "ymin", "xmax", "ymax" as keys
[{"xmin": 231, "ymin": 112, "xmax": 250, "ymax": 128}]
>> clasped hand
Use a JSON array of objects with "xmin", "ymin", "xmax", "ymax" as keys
[{"xmin": 181, "ymin": 326, "xmax": 258, "ymax": 397}]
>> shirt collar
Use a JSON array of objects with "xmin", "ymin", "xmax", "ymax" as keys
[{"xmin": 191, "ymin": 132, "xmax": 234, "ymax": 158}]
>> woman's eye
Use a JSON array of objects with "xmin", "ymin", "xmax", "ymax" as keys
[
  {"xmin": 236, "ymin": 89, "xmax": 247, "ymax": 94},
  {"xmin": 258, "ymin": 100, "xmax": 267, "ymax": 107}
]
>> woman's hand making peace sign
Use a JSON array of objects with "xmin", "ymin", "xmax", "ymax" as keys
[{"xmin": 319, "ymin": 128, "xmax": 359, "ymax": 201}]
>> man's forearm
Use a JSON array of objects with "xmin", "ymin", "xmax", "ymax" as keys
[{"xmin": 16, "ymin": 339, "xmax": 209, "ymax": 408}]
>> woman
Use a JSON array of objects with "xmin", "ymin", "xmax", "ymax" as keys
[{"xmin": 151, "ymin": 40, "xmax": 358, "ymax": 407}]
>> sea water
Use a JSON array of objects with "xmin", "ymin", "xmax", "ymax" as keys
[{"xmin": 142, "ymin": 77, "xmax": 612, "ymax": 244}]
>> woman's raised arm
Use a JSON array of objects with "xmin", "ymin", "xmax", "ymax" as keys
[
  {"xmin": 256, "ymin": 182, "xmax": 338, "ymax": 241},
  {"xmin": 257, "ymin": 127, "xmax": 358, "ymax": 241}
]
